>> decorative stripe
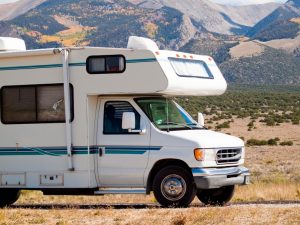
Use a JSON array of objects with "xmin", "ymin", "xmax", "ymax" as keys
[
  {"xmin": 0, "ymin": 146, "xmax": 161, "ymax": 156},
  {"xmin": 127, "ymin": 58, "xmax": 157, "ymax": 63},
  {"xmin": 0, "ymin": 58, "xmax": 157, "ymax": 71},
  {"xmin": 104, "ymin": 146, "xmax": 161, "ymax": 155}
]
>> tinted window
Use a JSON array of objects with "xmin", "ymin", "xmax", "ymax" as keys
[
  {"xmin": 87, "ymin": 55, "xmax": 125, "ymax": 74},
  {"xmin": 103, "ymin": 101, "xmax": 140, "ymax": 134},
  {"xmin": 1, "ymin": 84, "xmax": 73, "ymax": 124}
]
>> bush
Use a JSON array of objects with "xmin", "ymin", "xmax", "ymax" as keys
[
  {"xmin": 279, "ymin": 141, "xmax": 293, "ymax": 146},
  {"xmin": 215, "ymin": 121, "xmax": 230, "ymax": 130},
  {"xmin": 247, "ymin": 139, "xmax": 268, "ymax": 146},
  {"xmin": 267, "ymin": 138, "xmax": 278, "ymax": 146}
]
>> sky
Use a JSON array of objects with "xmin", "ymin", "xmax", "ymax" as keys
[
  {"xmin": 0, "ymin": 0, "xmax": 289, "ymax": 4},
  {"xmin": 0, "ymin": 0, "xmax": 19, "ymax": 3}
]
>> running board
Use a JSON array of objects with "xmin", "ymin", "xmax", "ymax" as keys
[{"xmin": 95, "ymin": 188, "xmax": 146, "ymax": 195}]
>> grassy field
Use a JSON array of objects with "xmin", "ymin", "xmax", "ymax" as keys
[{"xmin": 0, "ymin": 87, "xmax": 299, "ymax": 224}]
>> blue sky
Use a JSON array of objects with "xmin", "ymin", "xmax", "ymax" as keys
[{"xmin": 0, "ymin": 0, "xmax": 288, "ymax": 4}]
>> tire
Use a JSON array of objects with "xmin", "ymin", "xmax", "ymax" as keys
[
  {"xmin": 0, "ymin": 189, "xmax": 21, "ymax": 208},
  {"xmin": 153, "ymin": 166, "xmax": 196, "ymax": 208},
  {"xmin": 197, "ymin": 185, "xmax": 235, "ymax": 206}
]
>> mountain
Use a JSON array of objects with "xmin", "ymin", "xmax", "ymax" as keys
[
  {"xmin": 0, "ymin": 0, "xmax": 46, "ymax": 21},
  {"xmin": 247, "ymin": 0, "xmax": 300, "ymax": 41},
  {"xmin": 5, "ymin": 0, "xmax": 204, "ymax": 50},
  {"xmin": 126, "ymin": 0, "xmax": 281, "ymax": 35},
  {"xmin": 220, "ymin": 46, "xmax": 300, "ymax": 85},
  {"xmin": 0, "ymin": 0, "xmax": 280, "ymax": 35}
]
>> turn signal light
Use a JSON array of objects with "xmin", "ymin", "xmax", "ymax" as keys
[{"xmin": 194, "ymin": 148, "xmax": 204, "ymax": 161}]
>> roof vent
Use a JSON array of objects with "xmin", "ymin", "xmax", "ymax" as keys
[
  {"xmin": 0, "ymin": 37, "xmax": 26, "ymax": 52},
  {"xmin": 127, "ymin": 36, "xmax": 159, "ymax": 51}
]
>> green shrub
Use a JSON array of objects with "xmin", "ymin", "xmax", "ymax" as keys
[{"xmin": 279, "ymin": 141, "xmax": 293, "ymax": 146}]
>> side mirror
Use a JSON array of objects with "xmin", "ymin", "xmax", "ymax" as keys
[
  {"xmin": 122, "ymin": 112, "xmax": 136, "ymax": 130},
  {"xmin": 198, "ymin": 112, "xmax": 205, "ymax": 127}
]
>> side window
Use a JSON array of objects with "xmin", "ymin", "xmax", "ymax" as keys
[
  {"xmin": 1, "ymin": 84, "xmax": 73, "ymax": 124},
  {"xmin": 103, "ymin": 101, "xmax": 140, "ymax": 134},
  {"xmin": 86, "ymin": 55, "xmax": 126, "ymax": 74}
]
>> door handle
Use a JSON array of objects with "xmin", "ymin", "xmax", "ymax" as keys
[{"xmin": 98, "ymin": 147, "xmax": 105, "ymax": 157}]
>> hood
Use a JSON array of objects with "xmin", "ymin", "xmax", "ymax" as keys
[{"xmin": 167, "ymin": 129, "xmax": 244, "ymax": 148}]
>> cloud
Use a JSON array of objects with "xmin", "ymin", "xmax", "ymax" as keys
[{"xmin": 212, "ymin": 0, "xmax": 287, "ymax": 5}]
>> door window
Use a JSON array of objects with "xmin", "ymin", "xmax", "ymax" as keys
[{"xmin": 103, "ymin": 101, "xmax": 140, "ymax": 134}]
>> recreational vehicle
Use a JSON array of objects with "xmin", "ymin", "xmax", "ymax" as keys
[{"xmin": 0, "ymin": 36, "xmax": 250, "ymax": 207}]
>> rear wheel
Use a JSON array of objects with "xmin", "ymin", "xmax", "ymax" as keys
[
  {"xmin": 0, "ymin": 189, "xmax": 21, "ymax": 207},
  {"xmin": 153, "ymin": 166, "xmax": 196, "ymax": 207},
  {"xmin": 197, "ymin": 185, "xmax": 235, "ymax": 206}
]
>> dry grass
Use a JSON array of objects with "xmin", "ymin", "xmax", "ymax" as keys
[
  {"xmin": 39, "ymin": 15, "xmax": 95, "ymax": 47},
  {"xmin": 230, "ymin": 41, "xmax": 265, "ymax": 59},
  {"xmin": 0, "ymin": 205, "xmax": 299, "ymax": 225}
]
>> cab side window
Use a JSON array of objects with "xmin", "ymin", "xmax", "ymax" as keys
[{"xmin": 103, "ymin": 101, "xmax": 140, "ymax": 134}]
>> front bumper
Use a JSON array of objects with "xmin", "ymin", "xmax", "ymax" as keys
[{"xmin": 192, "ymin": 166, "xmax": 250, "ymax": 189}]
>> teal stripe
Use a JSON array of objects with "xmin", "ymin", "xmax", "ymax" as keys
[
  {"xmin": 106, "ymin": 150, "xmax": 147, "ymax": 155},
  {"xmin": 0, "ymin": 58, "xmax": 157, "ymax": 71},
  {"xmin": 127, "ymin": 58, "xmax": 156, "ymax": 63},
  {"xmin": 0, "ymin": 145, "xmax": 161, "ymax": 156},
  {"xmin": 0, "ymin": 64, "xmax": 63, "ymax": 71}
]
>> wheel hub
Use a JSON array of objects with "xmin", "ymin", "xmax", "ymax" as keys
[{"xmin": 161, "ymin": 174, "xmax": 187, "ymax": 201}]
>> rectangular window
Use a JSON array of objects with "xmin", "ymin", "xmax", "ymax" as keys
[
  {"xmin": 1, "ymin": 84, "xmax": 73, "ymax": 124},
  {"xmin": 86, "ymin": 55, "xmax": 125, "ymax": 74},
  {"xmin": 103, "ymin": 101, "xmax": 140, "ymax": 134},
  {"xmin": 169, "ymin": 57, "xmax": 213, "ymax": 79}
]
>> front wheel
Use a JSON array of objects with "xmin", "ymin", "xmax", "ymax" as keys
[
  {"xmin": 0, "ymin": 189, "xmax": 21, "ymax": 207},
  {"xmin": 153, "ymin": 166, "xmax": 196, "ymax": 207},
  {"xmin": 197, "ymin": 185, "xmax": 235, "ymax": 206}
]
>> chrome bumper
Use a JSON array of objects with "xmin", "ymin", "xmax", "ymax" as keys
[{"xmin": 192, "ymin": 166, "xmax": 250, "ymax": 189}]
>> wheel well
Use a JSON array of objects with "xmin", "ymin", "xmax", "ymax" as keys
[{"xmin": 146, "ymin": 159, "xmax": 191, "ymax": 194}]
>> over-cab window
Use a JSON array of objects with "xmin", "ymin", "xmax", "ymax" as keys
[
  {"xmin": 86, "ymin": 55, "xmax": 126, "ymax": 74},
  {"xmin": 169, "ymin": 57, "xmax": 213, "ymax": 79},
  {"xmin": 1, "ymin": 84, "xmax": 74, "ymax": 124}
]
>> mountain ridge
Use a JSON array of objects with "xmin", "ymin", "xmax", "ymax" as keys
[{"xmin": 126, "ymin": 0, "xmax": 281, "ymax": 35}]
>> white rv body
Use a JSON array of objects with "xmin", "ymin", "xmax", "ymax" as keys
[{"xmin": 0, "ymin": 37, "xmax": 249, "ymax": 207}]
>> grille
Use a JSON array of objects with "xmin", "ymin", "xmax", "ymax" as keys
[{"xmin": 216, "ymin": 148, "xmax": 242, "ymax": 164}]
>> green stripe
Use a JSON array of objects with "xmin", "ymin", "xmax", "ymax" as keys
[
  {"xmin": 106, "ymin": 150, "xmax": 146, "ymax": 155},
  {"xmin": 0, "ymin": 58, "xmax": 157, "ymax": 71},
  {"xmin": 127, "ymin": 58, "xmax": 157, "ymax": 63}
]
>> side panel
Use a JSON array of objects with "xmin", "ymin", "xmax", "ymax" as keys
[{"xmin": 0, "ymin": 53, "xmax": 94, "ymax": 189}]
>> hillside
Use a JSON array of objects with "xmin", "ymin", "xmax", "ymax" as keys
[
  {"xmin": 127, "ymin": 0, "xmax": 280, "ymax": 35},
  {"xmin": 219, "ymin": 47, "xmax": 300, "ymax": 85},
  {"xmin": 8, "ymin": 0, "xmax": 200, "ymax": 49},
  {"xmin": 247, "ymin": 0, "xmax": 300, "ymax": 41}
]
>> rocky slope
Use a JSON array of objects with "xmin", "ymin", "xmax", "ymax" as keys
[
  {"xmin": 126, "ymin": 0, "xmax": 281, "ymax": 35},
  {"xmin": 247, "ymin": 0, "xmax": 300, "ymax": 40}
]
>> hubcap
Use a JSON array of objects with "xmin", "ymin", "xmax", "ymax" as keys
[{"xmin": 161, "ymin": 174, "xmax": 187, "ymax": 201}]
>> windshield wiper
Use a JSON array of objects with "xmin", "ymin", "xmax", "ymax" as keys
[{"xmin": 160, "ymin": 122, "xmax": 193, "ymax": 129}]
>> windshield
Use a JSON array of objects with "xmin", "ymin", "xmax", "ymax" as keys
[{"xmin": 135, "ymin": 97, "xmax": 203, "ymax": 131}]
